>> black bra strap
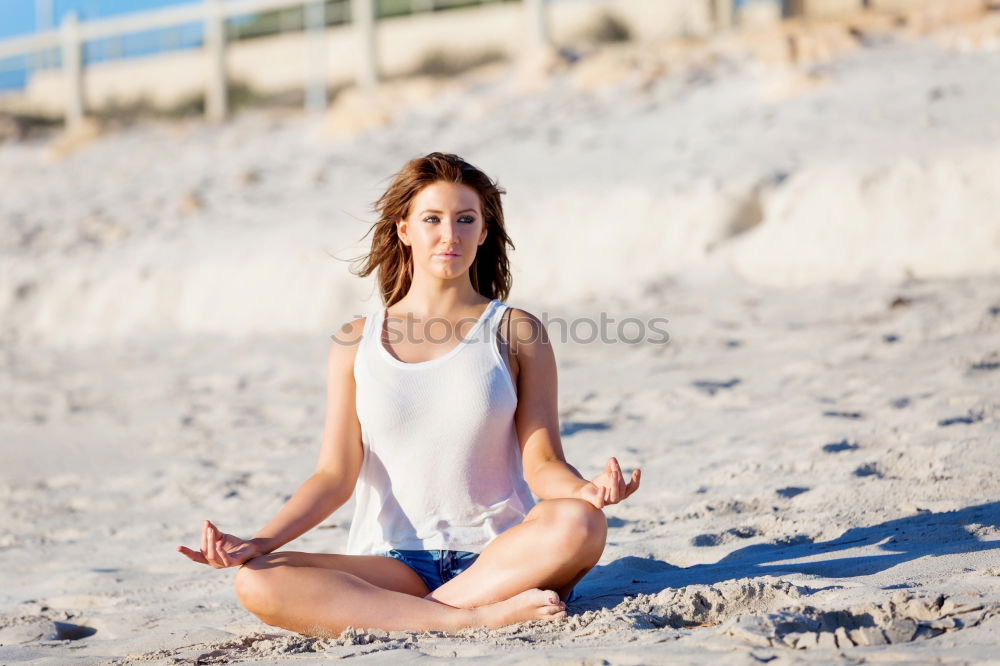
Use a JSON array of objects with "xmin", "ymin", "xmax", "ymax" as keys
[
  {"xmin": 505, "ymin": 305, "xmax": 512, "ymax": 354},
  {"xmin": 496, "ymin": 306, "xmax": 515, "ymax": 382}
]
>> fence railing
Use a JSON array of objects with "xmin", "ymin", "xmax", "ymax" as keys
[
  {"xmin": 1, "ymin": 0, "xmax": 878, "ymax": 127},
  {"xmin": 0, "ymin": 0, "xmax": 543, "ymax": 126}
]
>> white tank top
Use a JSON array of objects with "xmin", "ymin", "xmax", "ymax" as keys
[{"xmin": 345, "ymin": 298, "xmax": 536, "ymax": 555}]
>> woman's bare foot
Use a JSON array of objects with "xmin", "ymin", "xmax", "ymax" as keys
[{"xmin": 471, "ymin": 588, "xmax": 567, "ymax": 629}]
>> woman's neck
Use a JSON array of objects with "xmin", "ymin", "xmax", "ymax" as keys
[{"xmin": 395, "ymin": 273, "xmax": 488, "ymax": 318}]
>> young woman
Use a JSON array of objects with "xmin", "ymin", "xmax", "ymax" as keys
[{"xmin": 177, "ymin": 152, "xmax": 641, "ymax": 636}]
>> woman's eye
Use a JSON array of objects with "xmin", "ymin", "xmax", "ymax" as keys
[{"xmin": 422, "ymin": 215, "xmax": 475, "ymax": 223}]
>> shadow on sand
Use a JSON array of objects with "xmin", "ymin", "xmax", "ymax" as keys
[{"xmin": 574, "ymin": 501, "xmax": 1000, "ymax": 610}]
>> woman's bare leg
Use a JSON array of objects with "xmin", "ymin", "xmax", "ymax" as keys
[
  {"xmin": 239, "ymin": 552, "xmax": 432, "ymax": 596},
  {"xmin": 234, "ymin": 552, "xmax": 567, "ymax": 636},
  {"xmin": 427, "ymin": 498, "xmax": 608, "ymax": 609}
]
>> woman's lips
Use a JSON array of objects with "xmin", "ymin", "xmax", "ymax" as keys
[{"xmin": 435, "ymin": 252, "xmax": 460, "ymax": 259}]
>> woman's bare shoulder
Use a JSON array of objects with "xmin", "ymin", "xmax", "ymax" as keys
[
  {"xmin": 333, "ymin": 316, "xmax": 367, "ymax": 341},
  {"xmin": 327, "ymin": 316, "xmax": 368, "ymax": 367},
  {"xmin": 504, "ymin": 307, "xmax": 551, "ymax": 353}
]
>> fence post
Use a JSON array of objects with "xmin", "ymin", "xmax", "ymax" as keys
[
  {"xmin": 304, "ymin": 0, "xmax": 327, "ymax": 112},
  {"xmin": 204, "ymin": 0, "xmax": 227, "ymax": 122},
  {"xmin": 711, "ymin": 0, "xmax": 734, "ymax": 29},
  {"xmin": 783, "ymin": 0, "xmax": 806, "ymax": 17},
  {"xmin": 60, "ymin": 11, "xmax": 85, "ymax": 129},
  {"xmin": 524, "ymin": 0, "xmax": 549, "ymax": 50},
  {"xmin": 36, "ymin": 0, "xmax": 54, "ymax": 31},
  {"xmin": 352, "ymin": 0, "xmax": 378, "ymax": 88}
]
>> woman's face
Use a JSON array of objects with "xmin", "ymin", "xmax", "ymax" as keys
[{"xmin": 397, "ymin": 181, "xmax": 487, "ymax": 282}]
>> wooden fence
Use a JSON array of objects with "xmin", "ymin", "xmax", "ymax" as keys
[
  {"xmin": 0, "ymin": 0, "xmax": 885, "ymax": 127},
  {"xmin": 0, "ymin": 0, "xmax": 544, "ymax": 127}
]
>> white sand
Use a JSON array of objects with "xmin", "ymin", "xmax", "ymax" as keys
[{"xmin": 2, "ymin": 14, "xmax": 1000, "ymax": 664}]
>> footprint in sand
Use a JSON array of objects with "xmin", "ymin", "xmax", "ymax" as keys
[
  {"xmin": 559, "ymin": 421, "xmax": 611, "ymax": 437},
  {"xmin": 938, "ymin": 410, "xmax": 984, "ymax": 427},
  {"xmin": 853, "ymin": 463, "xmax": 883, "ymax": 478},
  {"xmin": 691, "ymin": 533, "xmax": 721, "ymax": 547},
  {"xmin": 691, "ymin": 378, "xmax": 740, "ymax": 396},
  {"xmin": 822, "ymin": 440, "xmax": 858, "ymax": 453},
  {"xmin": 726, "ymin": 592, "xmax": 996, "ymax": 649},
  {"xmin": 822, "ymin": 410, "xmax": 864, "ymax": 420},
  {"xmin": 691, "ymin": 526, "xmax": 760, "ymax": 547},
  {"xmin": 48, "ymin": 621, "xmax": 97, "ymax": 641}
]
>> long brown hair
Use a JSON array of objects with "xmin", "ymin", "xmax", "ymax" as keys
[{"xmin": 351, "ymin": 152, "xmax": 514, "ymax": 306}]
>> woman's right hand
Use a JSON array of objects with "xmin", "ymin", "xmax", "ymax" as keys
[{"xmin": 177, "ymin": 519, "xmax": 264, "ymax": 568}]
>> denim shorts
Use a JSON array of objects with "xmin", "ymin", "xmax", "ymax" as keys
[
  {"xmin": 378, "ymin": 549, "xmax": 479, "ymax": 592},
  {"xmin": 376, "ymin": 548, "xmax": 579, "ymax": 603}
]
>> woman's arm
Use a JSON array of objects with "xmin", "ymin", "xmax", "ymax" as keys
[
  {"xmin": 178, "ymin": 318, "xmax": 366, "ymax": 566},
  {"xmin": 510, "ymin": 309, "xmax": 640, "ymax": 508},
  {"xmin": 248, "ymin": 319, "xmax": 365, "ymax": 552}
]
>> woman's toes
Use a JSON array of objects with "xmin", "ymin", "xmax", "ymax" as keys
[
  {"xmin": 479, "ymin": 588, "xmax": 570, "ymax": 628},
  {"xmin": 536, "ymin": 590, "xmax": 567, "ymax": 618},
  {"xmin": 539, "ymin": 589, "xmax": 560, "ymax": 604}
]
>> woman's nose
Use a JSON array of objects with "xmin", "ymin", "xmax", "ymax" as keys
[{"xmin": 439, "ymin": 219, "xmax": 459, "ymax": 241}]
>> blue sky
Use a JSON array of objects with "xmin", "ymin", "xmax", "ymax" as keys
[
  {"xmin": 0, "ymin": 1, "xmax": 36, "ymax": 38},
  {"xmin": 0, "ymin": 1, "xmax": 202, "ymax": 91},
  {"xmin": 0, "ymin": 0, "xmax": 200, "ymax": 38}
]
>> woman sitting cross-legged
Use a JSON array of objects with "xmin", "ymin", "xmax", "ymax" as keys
[{"xmin": 177, "ymin": 152, "xmax": 641, "ymax": 635}]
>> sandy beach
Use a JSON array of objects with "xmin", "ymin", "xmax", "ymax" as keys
[{"xmin": 2, "ymin": 8, "xmax": 1000, "ymax": 664}]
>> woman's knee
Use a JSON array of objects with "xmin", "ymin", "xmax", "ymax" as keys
[
  {"xmin": 538, "ymin": 498, "xmax": 608, "ymax": 555},
  {"xmin": 234, "ymin": 556, "xmax": 283, "ymax": 621}
]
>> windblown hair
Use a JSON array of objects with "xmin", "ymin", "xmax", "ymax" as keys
[{"xmin": 352, "ymin": 152, "xmax": 514, "ymax": 306}]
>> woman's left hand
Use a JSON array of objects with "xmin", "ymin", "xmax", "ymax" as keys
[{"xmin": 576, "ymin": 457, "xmax": 641, "ymax": 509}]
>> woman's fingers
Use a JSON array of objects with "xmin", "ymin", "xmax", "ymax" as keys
[
  {"xmin": 207, "ymin": 520, "xmax": 234, "ymax": 565},
  {"xmin": 203, "ymin": 523, "xmax": 215, "ymax": 566},
  {"xmin": 177, "ymin": 545, "xmax": 209, "ymax": 564},
  {"xmin": 210, "ymin": 528, "xmax": 228, "ymax": 568},
  {"xmin": 599, "ymin": 458, "xmax": 626, "ymax": 504},
  {"xmin": 181, "ymin": 521, "xmax": 243, "ymax": 568},
  {"xmin": 201, "ymin": 520, "xmax": 209, "ymax": 560},
  {"xmin": 219, "ymin": 534, "xmax": 233, "ymax": 567},
  {"xmin": 597, "ymin": 459, "xmax": 640, "ymax": 505},
  {"xmin": 206, "ymin": 523, "xmax": 223, "ymax": 567},
  {"xmin": 215, "ymin": 537, "xmax": 230, "ymax": 567},
  {"xmin": 608, "ymin": 469, "xmax": 622, "ymax": 503},
  {"xmin": 205, "ymin": 521, "xmax": 225, "ymax": 566},
  {"xmin": 624, "ymin": 469, "xmax": 641, "ymax": 497}
]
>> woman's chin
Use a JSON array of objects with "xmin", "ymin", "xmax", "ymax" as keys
[{"xmin": 423, "ymin": 265, "xmax": 474, "ymax": 281}]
